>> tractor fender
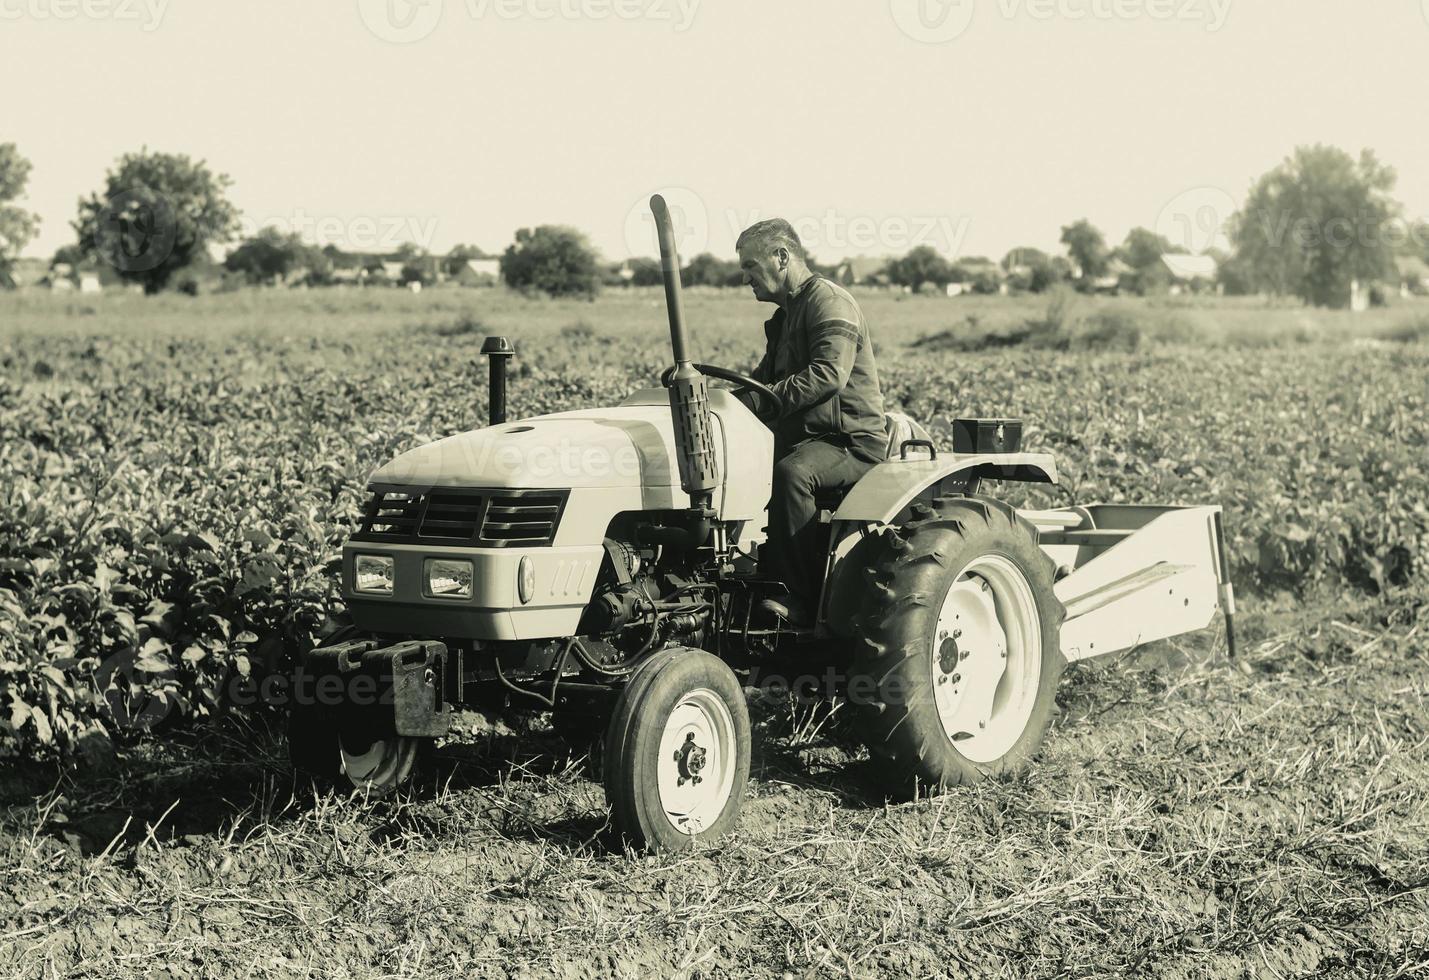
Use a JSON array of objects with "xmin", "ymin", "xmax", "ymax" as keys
[
  {"xmin": 831, "ymin": 452, "xmax": 1058, "ymax": 526},
  {"xmin": 820, "ymin": 454, "xmax": 1058, "ymax": 638}
]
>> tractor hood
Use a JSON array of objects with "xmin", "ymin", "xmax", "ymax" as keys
[{"xmin": 369, "ymin": 407, "xmax": 682, "ymax": 490}]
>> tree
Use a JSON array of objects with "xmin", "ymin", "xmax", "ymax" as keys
[
  {"xmin": 73, "ymin": 149, "xmax": 240, "ymax": 294},
  {"xmin": 625, "ymin": 257, "xmax": 663, "ymax": 287},
  {"xmin": 392, "ymin": 244, "xmax": 436, "ymax": 286},
  {"xmin": 1117, "ymin": 227, "xmax": 1180, "ymax": 295},
  {"xmin": 681, "ymin": 252, "xmax": 741, "ymax": 288},
  {"xmin": 0, "ymin": 144, "xmax": 40, "ymax": 283},
  {"xmin": 225, "ymin": 227, "xmax": 312, "ymax": 285},
  {"xmin": 500, "ymin": 226, "xmax": 601, "ymax": 298},
  {"xmin": 886, "ymin": 245, "xmax": 952, "ymax": 292},
  {"xmin": 443, "ymin": 243, "xmax": 491, "ymax": 277},
  {"xmin": 950, "ymin": 257, "xmax": 1002, "ymax": 294},
  {"xmin": 1060, "ymin": 219, "xmax": 1109, "ymax": 284},
  {"xmin": 1230, "ymin": 145, "xmax": 1400, "ymax": 307},
  {"xmin": 1002, "ymin": 248, "xmax": 1062, "ymax": 293}
]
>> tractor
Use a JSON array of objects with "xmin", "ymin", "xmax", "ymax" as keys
[{"xmin": 287, "ymin": 196, "xmax": 1237, "ymax": 851}]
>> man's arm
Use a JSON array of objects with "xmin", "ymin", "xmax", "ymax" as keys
[
  {"xmin": 768, "ymin": 319, "xmax": 859, "ymax": 416},
  {"xmin": 749, "ymin": 344, "xmax": 775, "ymax": 384}
]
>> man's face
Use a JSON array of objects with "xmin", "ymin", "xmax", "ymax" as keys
[{"xmin": 738, "ymin": 243, "xmax": 784, "ymax": 303}]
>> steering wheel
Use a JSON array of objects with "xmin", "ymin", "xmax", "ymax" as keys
[{"xmin": 660, "ymin": 363, "xmax": 782, "ymax": 418}]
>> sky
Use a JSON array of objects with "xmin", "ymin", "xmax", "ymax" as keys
[{"xmin": 3, "ymin": 0, "xmax": 1427, "ymax": 265}]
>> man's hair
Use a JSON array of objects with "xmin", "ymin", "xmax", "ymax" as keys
[{"xmin": 736, "ymin": 218, "xmax": 805, "ymax": 261}]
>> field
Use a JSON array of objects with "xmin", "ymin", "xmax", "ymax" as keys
[{"xmin": 2, "ymin": 286, "xmax": 1428, "ymax": 978}]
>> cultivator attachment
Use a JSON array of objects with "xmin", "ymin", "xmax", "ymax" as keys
[{"xmin": 1023, "ymin": 504, "xmax": 1235, "ymax": 661}]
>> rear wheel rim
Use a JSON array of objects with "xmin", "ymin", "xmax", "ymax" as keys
[
  {"xmin": 340, "ymin": 735, "xmax": 417, "ymax": 794},
  {"xmin": 656, "ymin": 688, "xmax": 736, "ymax": 836},
  {"xmin": 929, "ymin": 554, "xmax": 1042, "ymax": 764}
]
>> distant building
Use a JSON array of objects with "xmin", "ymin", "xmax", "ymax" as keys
[
  {"xmin": 1086, "ymin": 257, "xmax": 1131, "ymax": 294},
  {"xmin": 1161, "ymin": 253, "xmax": 1220, "ymax": 295},
  {"xmin": 833, "ymin": 256, "xmax": 891, "ymax": 287},
  {"xmin": 1, "ymin": 257, "xmax": 48, "ymax": 290},
  {"xmin": 455, "ymin": 258, "xmax": 501, "ymax": 286},
  {"xmin": 1396, "ymin": 255, "xmax": 1429, "ymax": 296}
]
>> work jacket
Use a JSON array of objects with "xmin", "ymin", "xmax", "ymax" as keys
[{"xmin": 751, "ymin": 275, "xmax": 886, "ymax": 463}]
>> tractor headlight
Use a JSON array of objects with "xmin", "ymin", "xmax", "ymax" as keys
[
  {"xmin": 425, "ymin": 558, "xmax": 473, "ymax": 599},
  {"xmin": 354, "ymin": 554, "xmax": 394, "ymax": 594}
]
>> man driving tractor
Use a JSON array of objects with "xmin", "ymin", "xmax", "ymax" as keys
[{"xmin": 735, "ymin": 219, "xmax": 887, "ymax": 626}]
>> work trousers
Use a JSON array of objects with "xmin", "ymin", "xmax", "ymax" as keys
[{"xmin": 766, "ymin": 436, "xmax": 877, "ymax": 606}]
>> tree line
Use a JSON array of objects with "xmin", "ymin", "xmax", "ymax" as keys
[{"xmin": 1, "ymin": 144, "xmax": 1424, "ymax": 308}]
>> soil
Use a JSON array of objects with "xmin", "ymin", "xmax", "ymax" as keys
[{"xmin": 2, "ymin": 596, "xmax": 1426, "ymax": 978}]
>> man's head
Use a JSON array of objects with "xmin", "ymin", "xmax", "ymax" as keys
[{"xmin": 736, "ymin": 218, "xmax": 809, "ymax": 304}]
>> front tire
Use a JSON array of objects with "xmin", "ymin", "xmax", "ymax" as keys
[
  {"xmin": 603, "ymin": 649, "xmax": 751, "ymax": 851},
  {"xmin": 338, "ymin": 728, "xmax": 423, "ymax": 796},
  {"xmin": 849, "ymin": 495, "xmax": 1066, "ymax": 795}
]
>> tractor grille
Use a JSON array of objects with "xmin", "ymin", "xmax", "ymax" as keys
[{"xmin": 355, "ymin": 488, "xmax": 568, "ymax": 547}]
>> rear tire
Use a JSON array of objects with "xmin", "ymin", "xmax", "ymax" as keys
[
  {"xmin": 603, "ymin": 649, "xmax": 751, "ymax": 852},
  {"xmin": 849, "ymin": 495, "xmax": 1065, "ymax": 796}
]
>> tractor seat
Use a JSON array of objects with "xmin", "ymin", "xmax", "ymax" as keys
[
  {"xmin": 811, "ymin": 412, "xmax": 935, "ymax": 514},
  {"xmin": 883, "ymin": 411, "xmax": 933, "ymax": 460}
]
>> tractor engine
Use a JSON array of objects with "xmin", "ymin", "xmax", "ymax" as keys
[{"xmin": 577, "ymin": 518, "xmax": 719, "ymax": 657}]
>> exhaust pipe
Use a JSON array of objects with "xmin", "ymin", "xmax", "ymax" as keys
[
  {"xmin": 480, "ymin": 335, "xmax": 514, "ymax": 426},
  {"xmin": 650, "ymin": 194, "xmax": 719, "ymax": 516}
]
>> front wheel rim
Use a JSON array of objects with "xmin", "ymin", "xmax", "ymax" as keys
[
  {"xmin": 656, "ymin": 688, "xmax": 737, "ymax": 836},
  {"xmin": 929, "ymin": 554, "xmax": 1042, "ymax": 764}
]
